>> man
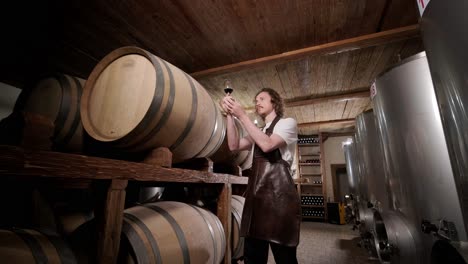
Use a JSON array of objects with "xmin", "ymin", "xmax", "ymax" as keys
[{"xmin": 221, "ymin": 88, "xmax": 301, "ymax": 264}]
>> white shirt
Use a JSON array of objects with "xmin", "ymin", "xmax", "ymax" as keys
[
  {"xmin": 244, "ymin": 118, "xmax": 298, "ymax": 170},
  {"xmin": 263, "ymin": 118, "xmax": 298, "ymax": 167}
]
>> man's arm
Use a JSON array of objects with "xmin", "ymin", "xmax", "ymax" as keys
[
  {"xmin": 237, "ymin": 114, "xmax": 287, "ymax": 153},
  {"xmin": 221, "ymin": 96, "xmax": 253, "ymax": 151},
  {"xmin": 223, "ymin": 96, "xmax": 288, "ymax": 153},
  {"xmin": 226, "ymin": 114, "xmax": 253, "ymax": 151}
]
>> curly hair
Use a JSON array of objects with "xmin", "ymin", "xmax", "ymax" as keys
[{"xmin": 255, "ymin": 88, "xmax": 284, "ymax": 118}]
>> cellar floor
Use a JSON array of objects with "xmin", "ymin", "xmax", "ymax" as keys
[{"xmin": 238, "ymin": 221, "xmax": 378, "ymax": 264}]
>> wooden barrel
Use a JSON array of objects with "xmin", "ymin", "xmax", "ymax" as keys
[
  {"xmin": 80, "ymin": 46, "xmax": 225, "ymax": 163},
  {"xmin": 14, "ymin": 74, "xmax": 85, "ymax": 152},
  {"xmin": 0, "ymin": 228, "xmax": 77, "ymax": 263},
  {"xmin": 121, "ymin": 201, "xmax": 225, "ymax": 264},
  {"xmin": 56, "ymin": 210, "xmax": 94, "ymax": 236},
  {"xmin": 231, "ymin": 195, "xmax": 245, "ymax": 259},
  {"xmin": 210, "ymin": 117, "xmax": 251, "ymax": 169}
]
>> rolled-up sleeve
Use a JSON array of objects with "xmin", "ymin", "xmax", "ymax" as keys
[{"xmin": 273, "ymin": 118, "xmax": 298, "ymax": 145}]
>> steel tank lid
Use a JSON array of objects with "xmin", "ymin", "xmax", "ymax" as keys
[
  {"xmin": 375, "ymin": 51, "xmax": 427, "ymax": 80},
  {"xmin": 355, "ymin": 109, "xmax": 373, "ymax": 121},
  {"xmin": 370, "ymin": 51, "xmax": 427, "ymax": 101}
]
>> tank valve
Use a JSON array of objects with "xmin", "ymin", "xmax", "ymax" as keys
[
  {"xmin": 421, "ymin": 219, "xmax": 459, "ymax": 241},
  {"xmin": 421, "ymin": 220, "xmax": 438, "ymax": 234},
  {"xmin": 378, "ymin": 241, "xmax": 396, "ymax": 256}
]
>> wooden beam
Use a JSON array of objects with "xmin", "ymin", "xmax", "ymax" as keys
[
  {"xmin": 191, "ymin": 24, "xmax": 420, "ymax": 78},
  {"xmin": 285, "ymin": 90, "xmax": 369, "ymax": 108},
  {"xmin": 298, "ymin": 118, "xmax": 355, "ymax": 128},
  {"xmin": 323, "ymin": 132, "xmax": 356, "ymax": 138},
  {"xmin": 245, "ymin": 88, "xmax": 369, "ymax": 111},
  {"xmin": 0, "ymin": 145, "xmax": 231, "ymax": 184}
]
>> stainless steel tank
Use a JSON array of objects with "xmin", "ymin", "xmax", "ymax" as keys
[
  {"xmin": 353, "ymin": 134, "xmax": 368, "ymax": 204},
  {"xmin": 350, "ymin": 131, "xmax": 377, "ymax": 255},
  {"xmin": 355, "ymin": 109, "xmax": 391, "ymax": 255},
  {"xmin": 352, "ymin": 132, "xmax": 373, "ymax": 226},
  {"xmin": 343, "ymin": 138, "xmax": 358, "ymax": 196},
  {"xmin": 419, "ymin": 0, "xmax": 468, "ymax": 244},
  {"xmin": 343, "ymin": 138, "xmax": 367, "ymax": 232},
  {"xmin": 371, "ymin": 51, "xmax": 466, "ymax": 263},
  {"xmin": 355, "ymin": 110, "xmax": 389, "ymax": 212}
]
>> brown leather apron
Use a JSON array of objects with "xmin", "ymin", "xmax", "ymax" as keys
[{"xmin": 240, "ymin": 116, "xmax": 301, "ymax": 247}]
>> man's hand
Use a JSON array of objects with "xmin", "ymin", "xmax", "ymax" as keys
[
  {"xmin": 223, "ymin": 96, "xmax": 245, "ymax": 118},
  {"xmin": 219, "ymin": 95, "xmax": 232, "ymax": 114}
]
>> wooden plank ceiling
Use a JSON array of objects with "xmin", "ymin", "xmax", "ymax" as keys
[{"xmin": 1, "ymin": 0, "xmax": 422, "ymax": 135}]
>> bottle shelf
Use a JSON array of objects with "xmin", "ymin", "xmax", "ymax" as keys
[
  {"xmin": 300, "ymin": 173, "xmax": 321, "ymax": 177},
  {"xmin": 297, "ymin": 136, "xmax": 320, "ymax": 144},
  {"xmin": 297, "ymin": 133, "xmax": 326, "ymax": 222},
  {"xmin": 297, "ymin": 143, "xmax": 320, "ymax": 146},
  {"xmin": 301, "ymin": 206, "xmax": 325, "ymax": 217},
  {"xmin": 301, "ymin": 204, "xmax": 325, "ymax": 208},
  {"xmin": 299, "ymin": 163, "xmax": 320, "ymax": 166},
  {"xmin": 299, "ymin": 158, "xmax": 321, "ymax": 164}
]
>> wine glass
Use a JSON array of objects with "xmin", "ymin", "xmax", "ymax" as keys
[{"xmin": 224, "ymin": 79, "xmax": 233, "ymax": 95}]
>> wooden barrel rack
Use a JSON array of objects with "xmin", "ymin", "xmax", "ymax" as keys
[{"xmin": 0, "ymin": 112, "xmax": 248, "ymax": 264}]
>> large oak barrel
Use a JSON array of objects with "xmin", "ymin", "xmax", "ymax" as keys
[
  {"xmin": 0, "ymin": 228, "xmax": 77, "ymax": 263},
  {"xmin": 121, "ymin": 201, "xmax": 225, "ymax": 264},
  {"xmin": 231, "ymin": 195, "xmax": 245, "ymax": 259},
  {"xmin": 14, "ymin": 74, "xmax": 85, "ymax": 152},
  {"xmin": 80, "ymin": 47, "xmax": 225, "ymax": 163},
  {"xmin": 211, "ymin": 117, "xmax": 251, "ymax": 170}
]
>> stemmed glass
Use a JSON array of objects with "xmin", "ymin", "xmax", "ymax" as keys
[{"xmin": 224, "ymin": 79, "xmax": 233, "ymax": 95}]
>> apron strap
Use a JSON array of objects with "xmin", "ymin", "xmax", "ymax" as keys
[
  {"xmin": 264, "ymin": 115, "xmax": 281, "ymax": 136},
  {"xmin": 253, "ymin": 115, "xmax": 288, "ymax": 167}
]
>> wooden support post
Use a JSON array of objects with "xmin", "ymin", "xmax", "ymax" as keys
[
  {"xmin": 217, "ymin": 183, "xmax": 232, "ymax": 264},
  {"xmin": 94, "ymin": 179, "xmax": 128, "ymax": 264},
  {"xmin": 233, "ymin": 166, "xmax": 242, "ymax": 177},
  {"xmin": 319, "ymin": 133, "xmax": 328, "ymax": 221}
]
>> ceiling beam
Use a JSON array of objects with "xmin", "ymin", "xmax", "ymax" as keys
[
  {"xmin": 322, "ymin": 131, "xmax": 356, "ymax": 137},
  {"xmin": 298, "ymin": 118, "xmax": 355, "ymax": 128},
  {"xmin": 191, "ymin": 24, "xmax": 419, "ymax": 78},
  {"xmin": 284, "ymin": 89, "xmax": 369, "ymax": 108},
  {"xmin": 245, "ymin": 88, "xmax": 369, "ymax": 111}
]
